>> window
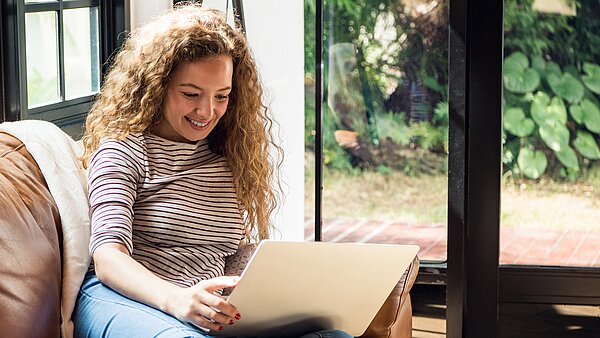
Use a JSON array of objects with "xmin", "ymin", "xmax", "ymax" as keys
[
  {"xmin": 305, "ymin": 0, "xmax": 449, "ymax": 266},
  {"xmin": 500, "ymin": 0, "xmax": 600, "ymax": 269},
  {"xmin": 1, "ymin": 0, "xmax": 126, "ymax": 138}
]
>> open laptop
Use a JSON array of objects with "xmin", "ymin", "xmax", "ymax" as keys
[{"xmin": 209, "ymin": 240, "xmax": 419, "ymax": 337}]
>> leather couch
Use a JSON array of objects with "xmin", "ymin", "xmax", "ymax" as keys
[{"xmin": 0, "ymin": 131, "xmax": 419, "ymax": 338}]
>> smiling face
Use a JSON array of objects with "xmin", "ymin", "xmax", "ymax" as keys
[{"xmin": 153, "ymin": 55, "xmax": 234, "ymax": 143}]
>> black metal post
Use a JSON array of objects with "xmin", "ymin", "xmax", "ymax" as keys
[
  {"xmin": 0, "ymin": 0, "xmax": 5, "ymax": 122},
  {"xmin": 314, "ymin": 0, "xmax": 323, "ymax": 242},
  {"xmin": 231, "ymin": 0, "xmax": 245, "ymax": 34},
  {"xmin": 100, "ymin": 0, "xmax": 126, "ymax": 76},
  {"xmin": 447, "ymin": 0, "xmax": 503, "ymax": 336}
]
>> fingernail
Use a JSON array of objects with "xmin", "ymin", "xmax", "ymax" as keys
[
  {"xmin": 229, "ymin": 319, "xmax": 234, "ymax": 325},
  {"xmin": 219, "ymin": 326, "xmax": 224, "ymax": 331},
  {"xmin": 235, "ymin": 313, "xmax": 241, "ymax": 320}
]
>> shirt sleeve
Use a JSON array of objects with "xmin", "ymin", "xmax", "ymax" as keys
[{"xmin": 88, "ymin": 138, "xmax": 143, "ymax": 256}]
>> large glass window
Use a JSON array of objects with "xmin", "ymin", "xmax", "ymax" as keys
[
  {"xmin": 305, "ymin": 1, "xmax": 449, "ymax": 262},
  {"xmin": 501, "ymin": 0, "xmax": 600, "ymax": 267},
  {"xmin": 24, "ymin": 1, "xmax": 100, "ymax": 113},
  {"xmin": 0, "ymin": 0, "xmax": 124, "ymax": 139}
]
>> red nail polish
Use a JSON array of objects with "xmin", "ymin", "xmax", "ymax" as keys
[
  {"xmin": 219, "ymin": 326, "xmax": 224, "ymax": 331},
  {"xmin": 229, "ymin": 319, "xmax": 234, "ymax": 325},
  {"xmin": 235, "ymin": 313, "xmax": 241, "ymax": 320}
]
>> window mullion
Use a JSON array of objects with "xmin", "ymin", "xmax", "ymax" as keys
[
  {"xmin": 17, "ymin": 0, "xmax": 28, "ymax": 119},
  {"xmin": 90, "ymin": 7, "xmax": 99, "ymax": 92},
  {"xmin": 57, "ymin": 0, "xmax": 65, "ymax": 102}
]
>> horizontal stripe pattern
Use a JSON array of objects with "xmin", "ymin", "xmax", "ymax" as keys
[{"xmin": 88, "ymin": 133, "xmax": 243, "ymax": 287}]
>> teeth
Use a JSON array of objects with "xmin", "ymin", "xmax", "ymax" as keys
[{"xmin": 188, "ymin": 117, "xmax": 208, "ymax": 127}]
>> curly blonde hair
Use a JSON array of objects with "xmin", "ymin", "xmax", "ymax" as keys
[{"xmin": 81, "ymin": 4, "xmax": 281, "ymax": 241}]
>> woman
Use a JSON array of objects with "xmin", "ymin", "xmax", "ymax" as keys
[{"xmin": 73, "ymin": 4, "xmax": 351, "ymax": 338}]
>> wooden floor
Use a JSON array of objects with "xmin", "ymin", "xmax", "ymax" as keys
[{"xmin": 411, "ymin": 285, "xmax": 600, "ymax": 338}]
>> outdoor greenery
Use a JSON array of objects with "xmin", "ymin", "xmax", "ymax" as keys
[
  {"xmin": 304, "ymin": 0, "xmax": 448, "ymax": 176},
  {"xmin": 503, "ymin": 0, "xmax": 600, "ymax": 180},
  {"xmin": 305, "ymin": 0, "xmax": 600, "ymax": 182}
]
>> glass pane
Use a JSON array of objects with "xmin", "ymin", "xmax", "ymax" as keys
[
  {"xmin": 305, "ymin": 1, "xmax": 449, "ymax": 261},
  {"xmin": 26, "ymin": 11, "xmax": 59, "ymax": 108},
  {"xmin": 501, "ymin": 0, "xmax": 600, "ymax": 267},
  {"xmin": 25, "ymin": 0, "xmax": 57, "ymax": 3},
  {"xmin": 64, "ymin": 7, "xmax": 100, "ymax": 99}
]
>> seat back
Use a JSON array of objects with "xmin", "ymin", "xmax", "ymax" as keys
[{"xmin": 0, "ymin": 132, "xmax": 62, "ymax": 338}]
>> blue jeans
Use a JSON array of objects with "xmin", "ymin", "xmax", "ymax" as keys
[{"xmin": 73, "ymin": 272, "xmax": 353, "ymax": 338}]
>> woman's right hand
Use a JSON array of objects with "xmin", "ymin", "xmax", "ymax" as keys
[{"xmin": 165, "ymin": 276, "xmax": 241, "ymax": 331}]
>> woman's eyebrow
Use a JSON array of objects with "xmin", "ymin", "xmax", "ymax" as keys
[{"xmin": 179, "ymin": 83, "xmax": 231, "ymax": 91}]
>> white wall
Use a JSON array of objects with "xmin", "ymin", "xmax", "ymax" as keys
[
  {"xmin": 129, "ymin": 0, "xmax": 306, "ymax": 241},
  {"xmin": 129, "ymin": 0, "xmax": 171, "ymax": 30},
  {"xmin": 243, "ymin": 1, "xmax": 305, "ymax": 241}
]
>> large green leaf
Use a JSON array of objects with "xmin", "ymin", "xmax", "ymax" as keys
[
  {"xmin": 517, "ymin": 148, "xmax": 547, "ymax": 179},
  {"xmin": 546, "ymin": 72, "xmax": 585, "ymax": 103},
  {"xmin": 570, "ymin": 99, "xmax": 600, "ymax": 132},
  {"xmin": 503, "ymin": 107, "xmax": 535, "ymax": 137},
  {"xmin": 545, "ymin": 62, "xmax": 562, "ymax": 78},
  {"xmin": 573, "ymin": 131, "xmax": 600, "ymax": 160},
  {"xmin": 504, "ymin": 52, "xmax": 528, "ymax": 73},
  {"xmin": 569, "ymin": 103, "xmax": 584, "ymax": 124},
  {"xmin": 503, "ymin": 52, "xmax": 540, "ymax": 93},
  {"xmin": 531, "ymin": 55, "xmax": 546, "ymax": 74},
  {"xmin": 582, "ymin": 63, "xmax": 600, "ymax": 95},
  {"xmin": 530, "ymin": 92, "xmax": 567, "ymax": 125},
  {"xmin": 581, "ymin": 99, "xmax": 600, "ymax": 133},
  {"xmin": 555, "ymin": 146, "xmax": 579, "ymax": 170},
  {"xmin": 538, "ymin": 119, "xmax": 570, "ymax": 152}
]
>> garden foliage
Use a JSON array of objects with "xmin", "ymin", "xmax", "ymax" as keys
[
  {"xmin": 304, "ymin": 0, "xmax": 600, "ymax": 179},
  {"xmin": 503, "ymin": 0, "xmax": 600, "ymax": 180}
]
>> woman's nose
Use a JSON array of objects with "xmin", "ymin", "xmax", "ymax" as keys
[{"xmin": 195, "ymin": 98, "xmax": 214, "ymax": 118}]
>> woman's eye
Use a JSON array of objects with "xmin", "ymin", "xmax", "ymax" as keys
[
  {"xmin": 216, "ymin": 94, "xmax": 229, "ymax": 101},
  {"xmin": 183, "ymin": 92, "xmax": 198, "ymax": 98}
]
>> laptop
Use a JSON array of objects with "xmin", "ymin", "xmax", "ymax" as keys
[{"xmin": 209, "ymin": 240, "xmax": 419, "ymax": 337}]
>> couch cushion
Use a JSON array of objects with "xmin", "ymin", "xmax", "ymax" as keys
[{"xmin": 0, "ymin": 132, "xmax": 62, "ymax": 338}]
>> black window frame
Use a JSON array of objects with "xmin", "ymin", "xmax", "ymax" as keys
[{"xmin": 0, "ymin": 0, "xmax": 126, "ymax": 131}]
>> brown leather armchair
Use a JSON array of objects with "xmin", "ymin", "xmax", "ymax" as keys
[{"xmin": 0, "ymin": 131, "xmax": 419, "ymax": 338}]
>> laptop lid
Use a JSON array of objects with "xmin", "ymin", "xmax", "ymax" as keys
[{"xmin": 210, "ymin": 240, "xmax": 419, "ymax": 337}]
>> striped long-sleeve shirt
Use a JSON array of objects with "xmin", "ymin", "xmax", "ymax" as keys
[{"xmin": 88, "ymin": 132, "xmax": 244, "ymax": 287}]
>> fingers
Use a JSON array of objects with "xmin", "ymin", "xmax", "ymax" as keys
[
  {"xmin": 188, "ymin": 313, "xmax": 227, "ymax": 332},
  {"xmin": 188, "ymin": 306, "xmax": 236, "ymax": 330},
  {"xmin": 184, "ymin": 276, "xmax": 240, "ymax": 324},
  {"xmin": 201, "ymin": 275, "xmax": 241, "ymax": 292},
  {"xmin": 194, "ymin": 289, "xmax": 239, "ymax": 319},
  {"xmin": 186, "ymin": 293, "xmax": 240, "ymax": 331}
]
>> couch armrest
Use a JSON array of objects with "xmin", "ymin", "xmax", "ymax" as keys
[{"xmin": 360, "ymin": 256, "xmax": 420, "ymax": 338}]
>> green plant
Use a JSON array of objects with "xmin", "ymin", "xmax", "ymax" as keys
[
  {"xmin": 502, "ymin": 51, "xmax": 600, "ymax": 180},
  {"xmin": 375, "ymin": 111, "xmax": 411, "ymax": 146},
  {"xmin": 304, "ymin": 0, "xmax": 449, "ymax": 174}
]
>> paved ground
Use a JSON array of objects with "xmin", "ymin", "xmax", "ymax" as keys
[{"xmin": 304, "ymin": 219, "xmax": 600, "ymax": 267}]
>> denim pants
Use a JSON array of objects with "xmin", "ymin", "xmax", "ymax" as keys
[{"xmin": 73, "ymin": 272, "xmax": 353, "ymax": 338}]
